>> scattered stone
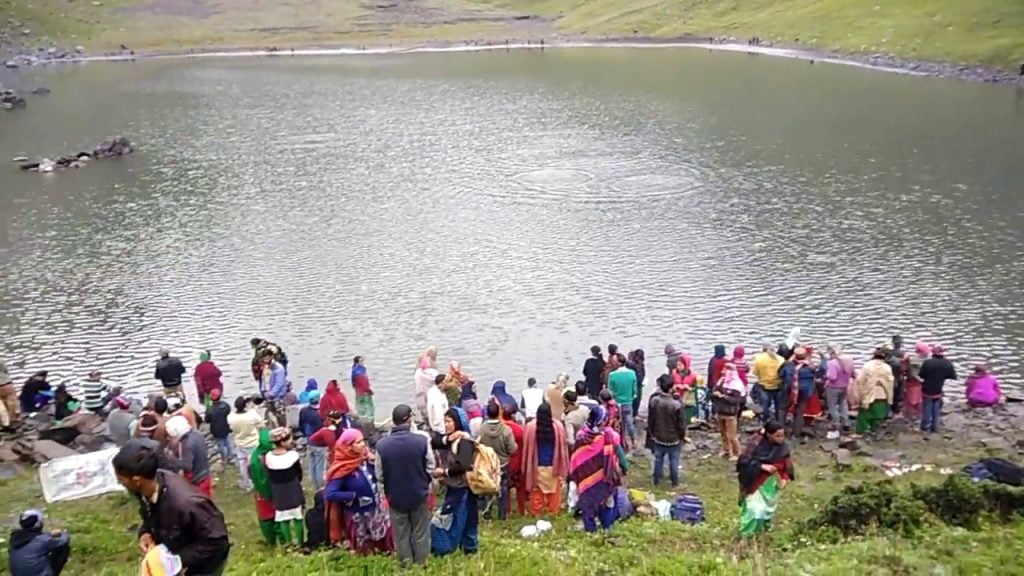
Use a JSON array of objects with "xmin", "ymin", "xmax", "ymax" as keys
[
  {"xmin": 38, "ymin": 427, "xmax": 81, "ymax": 446},
  {"xmin": 19, "ymin": 136, "xmax": 133, "ymax": 172},
  {"xmin": 0, "ymin": 444, "xmax": 18, "ymax": 462},
  {"xmin": 838, "ymin": 438, "xmax": 862, "ymax": 451},
  {"xmin": 819, "ymin": 441, "xmax": 839, "ymax": 453},
  {"xmin": 75, "ymin": 46, "xmax": 85, "ymax": 54},
  {"xmin": 62, "ymin": 412, "xmax": 104, "ymax": 434},
  {"xmin": 31, "ymin": 87, "xmax": 51, "ymax": 95},
  {"xmin": 32, "ymin": 439, "xmax": 79, "ymax": 463},
  {"xmin": 0, "ymin": 462, "xmax": 23, "ymax": 479},
  {"xmin": 833, "ymin": 448, "xmax": 853, "ymax": 467},
  {"xmin": 979, "ymin": 437, "xmax": 1013, "ymax": 451},
  {"xmin": 4, "ymin": 61, "xmax": 18, "ymax": 69},
  {"xmin": 22, "ymin": 29, "xmax": 31, "ymax": 36}
]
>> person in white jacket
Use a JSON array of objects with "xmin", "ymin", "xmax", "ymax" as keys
[
  {"xmin": 426, "ymin": 373, "xmax": 449, "ymax": 435},
  {"xmin": 414, "ymin": 347, "xmax": 439, "ymax": 425}
]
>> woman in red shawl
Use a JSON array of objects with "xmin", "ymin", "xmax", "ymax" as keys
[
  {"xmin": 323, "ymin": 428, "xmax": 393, "ymax": 554},
  {"xmin": 319, "ymin": 380, "xmax": 351, "ymax": 421}
]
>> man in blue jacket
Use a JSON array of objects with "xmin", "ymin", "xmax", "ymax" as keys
[
  {"xmin": 8, "ymin": 509, "xmax": 70, "ymax": 576},
  {"xmin": 259, "ymin": 350, "xmax": 288, "ymax": 426}
]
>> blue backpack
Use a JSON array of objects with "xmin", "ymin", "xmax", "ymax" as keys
[{"xmin": 670, "ymin": 493, "xmax": 706, "ymax": 524}]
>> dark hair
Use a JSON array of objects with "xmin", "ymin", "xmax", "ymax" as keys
[
  {"xmin": 139, "ymin": 413, "xmax": 159, "ymax": 429},
  {"xmin": 250, "ymin": 395, "xmax": 265, "ymax": 406},
  {"xmin": 434, "ymin": 374, "xmax": 446, "ymax": 386},
  {"xmin": 152, "ymin": 398, "xmax": 168, "ymax": 415},
  {"xmin": 590, "ymin": 345, "xmax": 601, "ymax": 357},
  {"xmin": 598, "ymin": 389, "xmax": 612, "ymax": 403},
  {"xmin": 574, "ymin": 381, "xmax": 587, "ymax": 396},
  {"xmin": 486, "ymin": 399, "xmax": 500, "ymax": 419},
  {"xmin": 392, "ymin": 404, "xmax": 413, "ymax": 425},
  {"xmin": 608, "ymin": 344, "xmax": 619, "ymax": 356},
  {"xmin": 353, "ymin": 355, "xmax": 363, "ymax": 365},
  {"xmin": 250, "ymin": 338, "xmax": 262, "ymax": 347},
  {"xmin": 616, "ymin": 353, "xmax": 627, "ymax": 365},
  {"xmin": 658, "ymin": 374, "xmax": 674, "ymax": 393},
  {"xmin": 872, "ymin": 347, "xmax": 886, "ymax": 359},
  {"xmin": 535, "ymin": 402, "xmax": 555, "ymax": 444},
  {"xmin": 633, "ymin": 349, "xmax": 645, "ymax": 362},
  {"xmin": 764, "ymin": 420, "xmax": 785, "ymax": 435},
  {"xmin": 563, "ymin": 390, "xmax": 578, "ymax": 404},
  {"xmin": 527, "ymin": 377, "xmax": 537, "ymax": 387},
  {"xmin": 112, "ymin": 441, "xmax": 159, "ymax": 479},
  {"xmin": 260, "ymin": 349, "xmax": 274, "ymax": 359},
  {"xmin": 234, "ymin": 396, "xmax": 248, "ymax": 413}
]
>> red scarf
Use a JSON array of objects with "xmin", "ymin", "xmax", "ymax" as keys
[{"xmin": 325, "ymin": 441, "xmax": 367, "ymax": 545}]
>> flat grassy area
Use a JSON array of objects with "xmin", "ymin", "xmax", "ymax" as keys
[
  {"xmin": 3, "ymin": 0, "xmax": 1024, "ymax": 69},
  {"xmin": 1, "ymin": 429, "xmax": 1022, "ymax": 575}
]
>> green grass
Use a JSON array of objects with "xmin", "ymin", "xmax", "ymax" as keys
[
  {"xmin": 3, "ymin": 0, "xmax": 1024, "ymax": 69},
  {"xmin": 1, "ymin": 431, "xmax": 1023, "ymax": 575}
]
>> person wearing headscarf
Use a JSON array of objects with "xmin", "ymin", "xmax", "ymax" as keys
[
  {"xmin": 824, "ymin": 345, "xmax": 855, "ymax": 431},
  {"xmin": 545, "ymin": 373, "xmax": 568, "ymax": 419},
  {"xmin": 193, "ymin": 350, "xmax": 223, "ymax": 409},
  {"xmin": 298, "ymin": 378, "xmax": 318, "ymax": 405},
  {"xmin": 919, "ymin": 345, "xmax": 957, "ymax": 433},
  {"xmin": 903, "ymin": 341, "xmax": 931, "ymax": 420},
  {"xmin": 264, "ymin": 427, "xmax": 305, "ymax": 547},
  {"xmin": 780, "ymin": 347, "xmax": 819, "ymax": 440},
  {"xmin": 249, "ymin": 429, "xmax": 282, "ymax": 545},
  {"xmin": 966, "ymin": 362, "xmax": 1002, "ymax": 408},
  {"xmin": 414, "ymin": 347, "xmax": 438, "ymax": 425},
  {"xmin": 489, "ymin": 380, "xmax": 516, "ymax": 415},
  {"xmin": 351, "ymin": 356, "xmax": 375, "ymax": 420},
  {"xmin": 731, "ymin": 346, "xmax": 750, "ymax": 388},
  {"xmin": 299, "ymin": 391, "xmax": 326, "ymax": 491},
  {"xmin": 429, "ymin": 407, "xmax": 478, "ymax": 556},
  {"xmin": 853, "ymin": 348, "xmax": 894, "ymax": 435},
  {"xmin": 325, "ymin": 428, "xmax": 393, "ymax": 554},
  {"xmin": 626, "ymin": 349, "xmax": 646, "ymax": 416},
  {"xmin": 459, "ymin": 381, "xmax": 482, "ymax": 420},
  {"xmin": 736, "ymin": 421, "xmax": 794, "ymax": 537},
  {"xmin": 569, "ymin": 405, "xmax": 628, "ymax": 533},
  {"xmin": 18, "ymin": 371, "xmax": 51, "ymax": 414},
  {"xmin": 165, "ymin": 414, "xmax": 212, "ymax": 498},
  {"xmin": 522, "ymin": 403, "xmax": 569, "ymax": 517},
  {"xmin": 707, "ymin": 345, "xmax": 729, "ymax": 393},
  {"xmin": 582, "ymin": 345, "xmax": 605, "ymax": 399},
  {"xmin": 53, "ymin": 383, "xmax": 78, "ymax": 421},
  {"xmin": 318, "ymin": 380, "xmax": 351, "ymax": 422},
  {"xmin": 713, "ymin": 362, "xmax": 747, "ymax": 460},
  {"xmin": 779, "ymin": 328, "xmax": 801, "ymax": 360}
]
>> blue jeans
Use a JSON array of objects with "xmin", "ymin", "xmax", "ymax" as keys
[
  {"xmin": 620, "ymin": 405, "xmax": 636, "ymax": 443},
  {"xmin": 652, "ymin": 443, "xmax": 681, "ymax": 487},
  {"xmin": 307, "ymin": 445, "xmax": 327, "ymax": 491},
  {"xmin": 582, "ymin": 500, "xmax": 617, "ymax": 532},
  {"xmin": 761, "ymin": 389, "xmax": 785, "ymax": 424},
  {"xmin": 214, "ymin": 435, "xmax": 236, "ymax": 464},
  {"xmin": 921, "ymin": 397, "xmax": 943, "ymax": 433}
]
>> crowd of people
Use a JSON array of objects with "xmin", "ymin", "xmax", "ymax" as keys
[{"xmin": 3, "ymin": 330, "xmax": 999, "ymax": 575}]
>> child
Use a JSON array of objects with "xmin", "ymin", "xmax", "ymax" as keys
[
  {"xmin": 302, "ymin": 490, "xmax": 328, "ymax": 553},
  {"xmin": 264, "ymin": 427, "xmax": 305, "ymax": 547},
  {"xmin": 351, "ymin": 356, "xmax": 375, "ymax": 420}
]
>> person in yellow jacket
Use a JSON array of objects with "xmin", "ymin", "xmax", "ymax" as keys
[
  {"xmin": 853, "ymin": 348, "xmax": 894, "ymax": 435},
  {"xmin": 752, "ymin": 342, "xmax": 784, "ymax": 424}
]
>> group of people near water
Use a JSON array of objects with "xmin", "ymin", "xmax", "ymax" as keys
[{"xmin": 4, "ymin": 330, "xmax": 1006, "ymax": 574}]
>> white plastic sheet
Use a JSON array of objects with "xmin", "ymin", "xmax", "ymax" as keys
[{"xmin": 39, "ymin": 447, "xmax": 124, "ymax": 503}]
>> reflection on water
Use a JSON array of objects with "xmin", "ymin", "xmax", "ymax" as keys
[{"xmin": 0, "ymin": 49, "xmax": 1022, "ymax": 407}]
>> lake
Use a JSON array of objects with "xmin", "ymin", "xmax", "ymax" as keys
[{"xmin": 1, "ymin": 47, "xmax": 1022, "ymax": 407}]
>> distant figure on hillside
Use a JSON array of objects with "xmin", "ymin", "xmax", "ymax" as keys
[{"xmin": 8, "ymin": 509, "xmax": 70, "ymax": 576}]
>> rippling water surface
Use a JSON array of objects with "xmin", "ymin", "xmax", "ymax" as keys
[{"xmin": 1, "ymin": 49, "xmax": 1022, "ymax": 406}]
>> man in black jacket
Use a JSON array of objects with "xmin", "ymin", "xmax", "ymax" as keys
[
  {"xmin": 646, "ymin": 375, "xmax": 687, "ymax": 487},
  {"xmin": 113, "ymin": 440, "xmax": 230, "ymax": 575},
  {"xmin": 203, "ymin": 389, "xmax": 236, "ymax": 466},
  {"xmin": 154, "ymin": 349, "xmax": 186, "ymax": 397}
]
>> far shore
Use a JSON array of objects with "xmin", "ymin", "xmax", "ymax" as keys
[{"xmin": 9, "ymin": 36, "xmax": 1024, "ymax": 86}]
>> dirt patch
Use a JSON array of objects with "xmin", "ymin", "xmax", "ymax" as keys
[
  {"xmin": 118, "ymin": 0, "xmax": 217, "ymax": 19},
  {"xmin": 353, "ymin": 0, "xmax": 547, "ymax": 33}
]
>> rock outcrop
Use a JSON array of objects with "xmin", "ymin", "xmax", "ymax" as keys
[{"xmin": 18, "ymin": 136, "xmax": 133, "ymax": 172}]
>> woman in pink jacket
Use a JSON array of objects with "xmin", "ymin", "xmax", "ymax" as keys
[{"xmin": 965, "ymin": 362, "xmax": 1002, "ymax": 408}]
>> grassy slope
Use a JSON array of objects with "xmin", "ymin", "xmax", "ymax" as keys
[
  {"xmin": 1, "ymin": 435, "xmax": 1022, "ymax": 575},
  {"xmin": 2, "ymin": 0, "xmax": 1024, "ymax": 69}
]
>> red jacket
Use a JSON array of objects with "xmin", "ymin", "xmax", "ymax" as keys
[
  {"xmin": 193, "ymin": 361, "xmax": 223, "ymax": 399},
  {"xmin": 503, "ymin": 418, "xmax": 524, "ymax": 484}
]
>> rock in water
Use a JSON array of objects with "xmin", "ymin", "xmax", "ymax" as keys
[{"xmin": 4, "ymin": 60, "xmax": 18, "ymax": 69}]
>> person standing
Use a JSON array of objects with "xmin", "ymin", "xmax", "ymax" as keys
[
  {"xmin": 264, "ymin": 428, "xmax": 305, "ymax": 547},
  {"xmin": 607, "ymin": 355, "xmax": 638, "ymax": 447},
  {"xmin": 736, "ymin": 421, "xmax": 794, "ymax": 538},
  {"xmin": 79, "ymin": 370, "xmax": 108, "ymax": 414},
  {"xmin": 519, "ymin": 377, "xmax": 545, "ymax": 421},
  {"xmin": 426, "ymin": 374, "xmax": 449, "ymax": 436},
  {"xmin": 544, "ymin": 373, "xmax": 568, "ymax": 420},
  {"xmin": 351, "ymin": 356, "xmax": 375, "ymax": 420},
  {"xmin": 522, "ymin": 402, "xmax": 569, "ymax": 517},
  {"xmin": 299, "ymin": 392, "xmax": 326, "ymax": 491},
  {"xmin": 853, "ymin": 348, "xmax": 894, "ymax": 435},
  {"xmin": 713, "ymin": 363, "xmax": 746, "ymax": 460},
  {"xmin": 324, "ymin": 429, "xmax": 393, "ymax": 554},
  {"xmin": 249, "ymin": 429, "xmax": 281, "ymax": 545},
  {"xmin": 203, "ymin": 390, "xmax": 235, "ymax": 466},
  {"xmin": 193, "ymin": 351, "xmax": 223, "ymax": 409},
  {"xmin": 113, "ymin": 441, "xmax": 230, "ymax": 575},
  {"xmin": 903, "ymin": 341, "xmax": 930, "ymax": 420},
  {"xmin": 582, "ymin": 345, "xmax": 605, "ymax": 400},
  {"xmin": 259, "ymin": 351, "xmax": 288, "ymax": 427},
  {"xmin": 646, "ymin": 375, "xmax": 686, "ymax": 487},
  {"xmin": 499, "ymin": 404, "xmax": 526, "ymax": 517},
  {"xmin": 429, "ymin": 407, "xmax": 479, "ymax": 557},
  {"xmin": 919, "ymin": 345, "xmax": 957, "ymax": 433},
  {"xmin": 478, "ymin": 401, "xmax": 517, "ymax": 520},
  {"xmin": 707, "ymin": 345, "xmax": 729, "ymax": 393},
  {"xmin": 309, "ymin": 411, "xmax": 344, "ymax": 466},
  {"xmin": 154, "ymin": 350, "xmax": 186, "ymax": 397},
  {"xmin": 413, "ymin": 347, "xmax": 438, "ymax": 425},
  {"xmin": 165, "ymin": 415, "xmax": 213, "ymax": 498},
  {"xmin": 781, "ymin": 347, "xmax": 818, "ymax": 440},
  {"xmin": 228, "ymin": 397, "xmax": 263, "ymax": 492},
  {"xmin": 569, "ymin": 406, "xmax": 627, "ymax": 533},
  {"xmin": 886, "ymin": 335, "xmax": 907, "ymax": 415},
  {"xmin": 626, "ymin": 349, "xmax": 646, "ymax": 417},
  {"xmin": 824, "ymin": 345, "xmax": 855, "ymax": 431},
  {"xmin": 318, "ymin": 380, "xmax": 351, "ymax": 423},
  {"xmin": 752, "ymin": 343, "xmax": 784, "ymax": 424},
  {"xmin": 0, "ymin": 360, "xmax": 17, "ymax": 431},
  {"xmin": 561, "ymin": 390, "xmax": 590, "ymax": 451},
  {"xmin": 375, "ymin": 404, "xmax": 434, "ymax": 568},
  {"xmin": 8, "ymin": 509, "xmax": 71, "ymax": 576}
]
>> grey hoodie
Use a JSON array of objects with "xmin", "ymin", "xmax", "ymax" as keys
[{"xmin": 477, "ymin": 420, "xmax": 517, "ymax": 467}]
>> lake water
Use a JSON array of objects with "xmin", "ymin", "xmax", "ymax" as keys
[{"xmin": 1, "ymin": 48, "xmax": 1022, "ymax": 407}]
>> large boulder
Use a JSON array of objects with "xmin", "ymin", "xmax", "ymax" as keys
[{"xmin": 32, "ymin": 439, "xmax": 79, "ymax": 463}]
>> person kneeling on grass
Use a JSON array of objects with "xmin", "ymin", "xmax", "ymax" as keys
[
  {"xmin": 113, "ymin": 440, "xmax": 230, "ymax": 576},
  {"xmin": 8, "ymin": 509, "xmax": 70, "ymax": 576}
]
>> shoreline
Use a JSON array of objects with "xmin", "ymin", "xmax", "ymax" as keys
[{"xmin": 6, "ymin": 36, "xmax": 1023, "ymax": 85}]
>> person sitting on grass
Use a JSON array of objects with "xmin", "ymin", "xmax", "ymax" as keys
[
  {"xmin": 8, "ymin": 509, "xmax": 71, "ymax": 576},
  {"xmin": 113, "ymin": 440, "xmax": 230, "ymax": 576}
]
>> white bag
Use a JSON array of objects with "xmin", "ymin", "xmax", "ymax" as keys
[
  {"xmin": 39, "ymin": 448, "xmax": 124, "ymax": 503},
  {"xmin": 567, "ymin": 481, "xmax": 579, "ymax": 510}
]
